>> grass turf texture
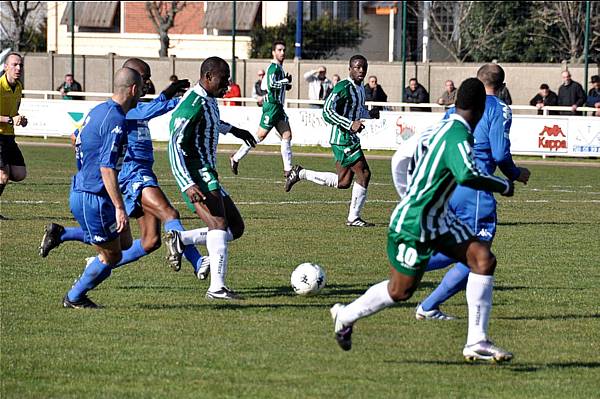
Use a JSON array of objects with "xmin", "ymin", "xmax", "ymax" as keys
[{"xmin": 1, "ymin": 143, "xmax": 599, "ymax": 398}]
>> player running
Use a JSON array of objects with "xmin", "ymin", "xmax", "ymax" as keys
[
  {"xmin": 230, "ymin": 40, "xmax": 293, "ymax": 178},
  {"xmin": 166, "ymin": 56, "xmax": 256, "ymax": 300},
  {"xmin": 284, "ymin": 55, "xmax": 380, "ymax": 227},
  {"xmin": 330, "ymin": 78, "xmax": 516, "ymax": 362},
  {"xmin": 414, "ymin": 64, "xmax": 530, "ymax": 320},
  {"xmin": 40, "ymin": 58, "xmax": 209, "ymax": 279},
  {"xmin": 62, "ymin": 67, "xmax": 142, "ymax": 308}
]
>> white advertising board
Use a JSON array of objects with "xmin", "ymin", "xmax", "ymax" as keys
[{"xmin": 17, "ymin": 99, "xmax": 600, "ymax": 157}]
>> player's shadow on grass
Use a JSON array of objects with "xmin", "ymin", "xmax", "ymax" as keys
[
  {"xmin": 498, "ymin": 221, "xmax": 589, "ymax": 226},
  {"xmin": 496, "ymin": 313, "xmax": 600, "ymax": 321},
  {"xmin": 115, "ymin": 285, "xmax": 198, "ymax": 291},
  {"xmin": 393, "ymin": 359, "xmax": 600, "ymax": 372},
  {"xmin": 136, "ymin": 302, "xmax": 330, "ymax": 310}
]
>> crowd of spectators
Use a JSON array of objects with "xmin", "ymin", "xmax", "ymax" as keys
[{"xmin": 72, "ymin": 65, "xmax": 594, "ymax": 116}]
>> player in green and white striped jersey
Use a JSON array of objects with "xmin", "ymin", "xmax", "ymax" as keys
[
  {"xmin": 166, "ymin": 57, "xmax": 256, "ymax": 300},
  {"xmin": 230, "ymin": 40, "xmax": 295, "ymax": 178},
  {"xmin": 330, "ymin": 78, "xmax": 516, "ymax": 362},
  {"xmin": 284, "ymin": 55, "xmax": 380, "ymax": 227}
]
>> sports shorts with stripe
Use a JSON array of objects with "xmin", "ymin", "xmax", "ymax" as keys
[{"xmin": 386, "ymin": 218, "xmax": 475, "ymax": 277}]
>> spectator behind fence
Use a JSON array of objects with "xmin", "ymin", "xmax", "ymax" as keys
[
  {"xmin": 437, "ymin": 79, "xmax": 456, "ymax": 106},
  {"xmin": 166, "ymin": 74, "xmax": 187, "ymax": 97},
  {"xmin": 587, "ymin": 75, "xmax": 600, "ymax": 117},
  {"xmin": 252, "ymin": 69, "xmax": 267, "ymax": 106},
  {"xmin": 223, "ymin": 79, "xmax": 242, "ymax": 106},
  {"xmin": 364, "ymin": 75, "xmax": 387, "ymax": 111},
  {"xmin": 529, "ymin": 83, "xmax": 558, "ymax": 115},
  {"xmin": 403, "ymin": 78, "xmax": 430, "ymax": 112},
  {"xmin": 496, "ymin": 83, "xmax": 512, "ymax": 105},
  {"xmin": 303, "ymin": 65, "xmax": 332, "ymax": 108},
  {"xmin": 557, "ymin": 71, "xmax": 586, "ymax": 116},
  {"xmin": 145, "ymin": 78, "xmax": 156, "ymax": 95},
  {"xmin": 325, "ymin": 74, "xmax": 341, "ymax": 98},
  {"xmin": 57, "ymin": 73, "xmax": 82, "ymax": 100}
]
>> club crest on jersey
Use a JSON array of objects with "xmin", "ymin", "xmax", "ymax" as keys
[{"xmin": 111, "ymin": 125, "xmax": 123, "ymax": 135}]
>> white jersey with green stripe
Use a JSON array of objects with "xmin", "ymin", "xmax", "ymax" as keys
[
  {"xmin": 322, "ymin": 78, "xmax": 371, "ymax": 146},
  {"xmin": 168, "ymin": 84, "xmax": 231, "ymax": 192},
  {"xmin": 389, "ymin": 114, "xmax": 510, "ymax": 241},
  {"xmin": 262, "ymin": 62, "xmax": 289, "ymax": 105}
]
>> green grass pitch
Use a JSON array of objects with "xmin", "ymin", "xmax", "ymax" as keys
[{"xmin": 1, "ymin": 141, "xmax": 599, "ymax": 398}]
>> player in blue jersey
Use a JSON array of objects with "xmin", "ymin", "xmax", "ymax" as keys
[
  {"xmin": 40, "ymin": 58, "xmax": 210, "ymax": 279},
  {"xmin": 62, "ymin": 67, "xmax": 143, "ymax": 308},
  {"xmin": 414, "ymin": 64, "xmax": 531, "ymax": 320}
]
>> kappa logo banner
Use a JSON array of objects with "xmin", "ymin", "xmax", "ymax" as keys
[{"xmin": 538, "ymin": 125, "xmax": 567, "ymax": 152}]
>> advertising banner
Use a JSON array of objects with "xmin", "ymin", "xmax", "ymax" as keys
[{"xmin": 17, "ymin": 99, "xmax": 600, "ymax": 157}]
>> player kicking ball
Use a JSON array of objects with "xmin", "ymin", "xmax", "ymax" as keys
[
  {"xmin": 284, "ymin": 55, "xmax": 380, "ymax": 227},
  {"xmin": 330, "ymin": 78, "xmax": 515, "ymax": 362},
  {"xmin": 166, "ymin": 57, "xmax": 256, "ymax": 300}
]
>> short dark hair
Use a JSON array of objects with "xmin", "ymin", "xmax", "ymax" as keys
[
  {"xmin": 540, "ymin": 83, "xmax": 549, "ymax": 90},
  {"xmin": 455, "ymin": 78, "xmax": 486, "ymax": 113},
  {"xmin": 200, "ymin": 56, "xmax": 229, "ymax": 77},
  {"xmin": 3, "ymin": 52, "xmax": 22, "ymax": 64},
  {"xmin": 169, "ymin": 74, "xmax": 178, "ymax": 81},
  {"xmin": 65, "ymin": 73, "xmax": 74, "ymax": 78},
  {"xmin": 409, "ymin": 78, "xmax": 418, "ymax": 83},
  {"xmin": 591, "ymin": 75, "xmax": 600, "ymax": 83},
  {"xmin": 349, "ymin": 54, "xmax": 367, "ymax": 66},
  {"xmin": 272, "ymin": 40, "xmax": 286, "ymax": 51},
  {"xmin": 477, "ymin": 64, "xmax": 505, "ymax": 90}
]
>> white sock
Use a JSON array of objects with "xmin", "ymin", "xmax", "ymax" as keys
[
  {"xmin": 206, "ymin": 229, "xmax": 229, "ymax": 292},
  {"xmin": 466, "ymin": 272, "xmax": 494, "ymax": 345},
  {"xmin": 179, "ymin": 227, "xmax": 208, "ymax": 245},
  {"xmin": 232, "ymin": 142, "xmax": 254, "ymax": 162},
  {"xmin": 179, "ymin": 227, "xmax": 233, "ymax": 245},
  {"xmin": 301, "ymin": 169, "xmax": 338, "ymax": 188},
  {"xmin": 347, "ymin": 182, "xmax": 367, "ymax": 222},
  {"xmin": 338, "ymin": 280, "xmax": 395, "ymax": 326},
  {"xmin": 281, "ymin": 139, "xmax": 292, "ymax": 173}
]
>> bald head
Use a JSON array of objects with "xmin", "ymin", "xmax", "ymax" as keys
[
  {"xmin": 114, "ymin": 67, "xmax": 142, "ymax": 92},
  {"xmin": 122, "ymin": 58, "xmax": 150, "ymax": 79},
  {"xmin": 477, "ymin": 64, "xmax": 505, "ymax": 91}
]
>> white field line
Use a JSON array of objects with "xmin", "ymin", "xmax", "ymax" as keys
[
  {"xmin": 4, "ymin": 199, "xmax": 600, "ymax": 205},
  {"xmin": 18, "ymin": 141, "xmax": 600, "ymax": 167}
]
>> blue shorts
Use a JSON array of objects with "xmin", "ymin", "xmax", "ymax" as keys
[
  {"xmin": 70, "ymin": 189, "xmax": 119, "ymax": 245},
  {"xmin": 119, "ymin": 163, "xmax": 159, "ymax": 217},
  {"xmin": 450, "ymin": 186, "xmax": 497, "ymax": 242}
]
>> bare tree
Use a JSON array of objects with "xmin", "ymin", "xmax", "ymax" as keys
[
  {"xmin": 0, "ymin": 1, "xmax": 42, "ymax": 51},
  {"xmin": 145, "ymin": 1, "xmax": 187, "ymax": 57},
  {"xmin": 416, "ymin": 1, "xmax": 505, "ymax": 62},
  {"xmin": 534, "ymin": 1, "xmax": 600, "ymax": 62}
]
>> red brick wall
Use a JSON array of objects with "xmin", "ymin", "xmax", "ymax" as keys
[{"xmin": 125, "ymin": 2, "xmax": 204, "ymax": 34}]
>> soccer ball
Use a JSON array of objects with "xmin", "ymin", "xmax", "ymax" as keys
[{"xmin": 291, "ymin": 262, "xmax": 326, "ymax": 296}]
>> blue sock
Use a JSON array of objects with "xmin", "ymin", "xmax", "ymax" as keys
[
  {"xmin": 421, "ymin": 263, "xmax": 470, "ymax": 311},
  {"xmin": 164, "ymin": 219, "xmax": 203, "ymax": 273},
  {"xmin": 61, "ymin": 227, "xmax": 85, "ymax": 242},
  {"xmin": 425, "ymin": 252, "xmax": 455, "ymax": 272},
  {"xmin": 115, "ymin": 239, "xmax": 147, "ymax": 268},
  {"xmin": 67, "ymin": 257, "xmax": 113, "ymax": 301}
]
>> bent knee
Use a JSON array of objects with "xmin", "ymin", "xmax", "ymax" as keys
[
  {"xmin": 337, "ymin": 179, "xmax": 352, "ymax": 189},
  {"xmin": 471, "ymin": 252, "xmax": 496, "ymax": 274},
  {"xmin": 389, "ymin": 287, "xmax": 415, "ymax": 302},
  {"xmin": 142, "ymin": 235, "xmax": 161, "ymax": 253},
  {"xmin": 103, "ymin": 252, "xmax": 122, "ymax": 266}
]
